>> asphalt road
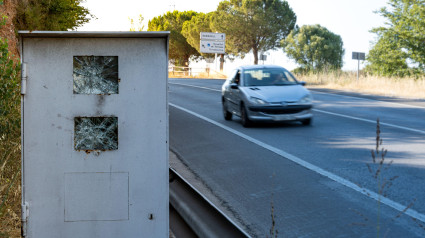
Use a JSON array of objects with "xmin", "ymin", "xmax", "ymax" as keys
[{"xmin": 168, "ymin": 78, "xmax": 425, "ymax": 237}]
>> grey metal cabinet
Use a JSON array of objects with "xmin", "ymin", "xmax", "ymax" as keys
[{"xmin": 19, "ymin": 31, "xmax": 169, "ymax": 238}]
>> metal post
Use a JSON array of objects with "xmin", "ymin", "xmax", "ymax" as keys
[
  {"xmin": 357, "ymin": 59, "xmax": 360, "ymax": 81},
  {"xmin": 215, "ymin": 53, "xmax": 217, "ymax": 71},
  {"xmin": 353, "ymin": 52, "xmax": 365, "ymax": 81}
]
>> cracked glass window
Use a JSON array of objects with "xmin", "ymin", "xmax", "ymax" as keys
[
  {"xmin": 74, "ymin": 117, "xmax": 118, "ymax": 151},
  {"xmin": 73, "ymin": 56, "xmax": 119, "ymax": 94}
]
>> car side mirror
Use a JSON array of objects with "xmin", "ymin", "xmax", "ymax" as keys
[
  {"xmin": 299, "ymin": 81, "xmax": 306, "ymax": 86},
  {"xmin": 230, "ymin": 83, "xmax": 239, "ymax": 89}
]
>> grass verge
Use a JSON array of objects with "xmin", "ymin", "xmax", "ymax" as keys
[
  {"xmin": 296, "ymin": 71, "xmax": 425, "ymax": 100},
  {"xmin": 0, "ymin": 22, "xmax": 21, "ymax": 236}
]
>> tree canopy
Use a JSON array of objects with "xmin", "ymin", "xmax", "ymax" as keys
[
  {"xmin": 210, "ymin": 0, "xmax": 296, "ymax": 64},
  {"xmin": 15, "ymin": 0, "xmax": 92, "ymax": 31},
  {"xmin": 282, "ymin": 24, "xmax": 344, "ymax": 71},
  {"xmin": 181, "ymin": 12, "xmax": 214, "ymax": 57},
  {"xmin": 148, "ymin": 10, "xmax": 200, "ymax": 66},
  {"xmin": 366, "ymin": 0, "xmax": 425, "ymax": 76}
]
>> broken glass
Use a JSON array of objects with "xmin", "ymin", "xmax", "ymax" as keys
[
  {"xmin": 74, "ymin": 117, "xmax": 118, "ymax": 150},
  {"xmin": 73, "ymin": 56, "xmax": 119, "ymax": 94}
]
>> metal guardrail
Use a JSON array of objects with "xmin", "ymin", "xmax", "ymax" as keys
[{"xmin": 169, "ymin": 168, "xmax": 251, "ymax": 238}]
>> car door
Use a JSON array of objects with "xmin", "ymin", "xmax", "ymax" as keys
[{"xmin": 227, "ymin": 69, "xmax": 242, "ymax": 113}]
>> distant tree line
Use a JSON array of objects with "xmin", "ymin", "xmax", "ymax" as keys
[
  {"xmin": 148, "ymin": 0, "xmax": 344, "ymax": 71},
  {"xmin": 148, "ymin": 0, "xmax": 425, "ymax": 77},
  {"xmin": 9, "ymin": 0, "xmax": 423, "ymax": 77}
]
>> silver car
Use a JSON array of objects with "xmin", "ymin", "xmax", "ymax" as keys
[{"xmin": 221, "ymin": 65, "xmax": 313, "ymax": 127}]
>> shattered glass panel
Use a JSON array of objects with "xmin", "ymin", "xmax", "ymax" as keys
[
  {"xmin": 73, "ymin": 56, "xmax": 119, "ymax": 94},
  {"xmin": 74, "ymin": 117, "xmax": 118, "ymax": 150}
]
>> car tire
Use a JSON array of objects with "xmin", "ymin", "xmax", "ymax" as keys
[
  {"xmin": 301, "ymin": 118, "xmax": 312, "ymax": 126},
  {"xmin": 222, "ymin": 100, "xmax": 232, "ymax": 121},
  {"xmin": 240, "ymin": 104, "xmax": 252, "ymax": 127}
]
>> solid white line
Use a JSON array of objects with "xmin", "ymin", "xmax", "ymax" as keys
[
  {"xmin": 170, "ymin": 82, "xmax": 425, "ymax": 135},
  {"xmin": 313, "ymin": 109, "xmax": 425, "ymax": 135},
  {"xmin": 170, "ymin": 102, "xmax": 425, "ymax": 223},
  {"xmin": 311, "ymin": 90, "xmax": 425, "ymax": 109},
  {"xmin": 170, "ymin": 82, "xmax": 221, "ymax": 92}
]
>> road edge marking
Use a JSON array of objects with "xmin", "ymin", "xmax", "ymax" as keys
[
  {"xmin": 310, "ymin": 89, "xmax": 425, "ymax": 109},
  {"xmin": 170, "ymin": 82, "xmax": 221, "ymax": 92},
  {"xmin": 313, "ymin": 109, "xmax": 425, "ymax": 135}
]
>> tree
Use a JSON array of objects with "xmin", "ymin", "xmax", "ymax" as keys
[
  {"xmin": 210, "ymin": 0, "xmax": 296, "ymax": 64},
  {"xmin": 366, "ymin": 0, "xmax": 425, "ymax": 76},
  {"xmin": 365, "ymin": 33, "xmax": 413, "ymax": 76},
  {"xmin": 181, "ymin": 12, "xmax": 213, "ymax": 57},
  {"xmin": 282, "ymin": 24, "xmax": 344, "ymax": 71},
  {"xmin": 181, "ymin": 12, "xmax": 226, "ymax": 70},
  {"xmin": 15, "ymin": 0, "xmax": 93, "ymax": 31},
  {"xmin": 148, "ymin": 10, "xmax": 201, "ymax": 67}
]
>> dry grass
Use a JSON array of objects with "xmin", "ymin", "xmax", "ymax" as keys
[
  {"xmin": 0, "ymin": 139, "xmax": 21, "ymax": 238},
  {"xmin": 0, "ymin": 0, "xmax": 19, "ymax": 57},
  {"xmin": 296, "ymin": 71, "xmax": 425, "ymax": 100}
]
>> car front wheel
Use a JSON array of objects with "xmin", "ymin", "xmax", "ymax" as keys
[
  {"xmin": 240, "ymin": 105, "xmax": 252, "ymax": 127},
  {"xmin": 301, "ymin": 118, "xmax": 312, "ymax": 126},
  {"xmin": 222, "ymin": 100, "xmax": 232, "ymax": 121}
]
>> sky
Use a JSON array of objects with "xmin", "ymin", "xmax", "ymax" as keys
[{"xmin": 78, "ymin": 0, "xmax": 388, "ymax": 73}]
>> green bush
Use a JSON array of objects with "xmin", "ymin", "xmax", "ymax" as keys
[
  {"xmin": 0, "ymin": 15, "xmax": 20, "ymax": 140},
  {"xmin": 0, "ymin": 15, "xmax": 21, "ymax": 236}
]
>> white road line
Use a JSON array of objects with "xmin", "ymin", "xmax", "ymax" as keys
[
  {"xmin": 313, "ymin": 109, "xmax": 425, "ymax": 135},
  {"xmin": 170, "ymin": 103, "xmax": 425, "ymax": 223},
  {"xmin": 311, "ymin": 90, "xmax": 425, "ymax": 109},
  {"xmin": 170, "ymin": 82, "xmax": 425, "ymax": 135},
  {"xmin": 170, "ymin": 82, "xmax": 220, "ymax": 92}
]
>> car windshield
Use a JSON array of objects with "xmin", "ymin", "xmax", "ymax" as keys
[{"xmin": 243, "ymin": 68, "xmax": 298, "ymax": 87}]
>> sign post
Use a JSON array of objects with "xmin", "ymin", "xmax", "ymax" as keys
[
  {"xmin": 200, "ymin": 32, "xmax": 226, "ymax": 71},
  {"xmin": 352, "ymin": 52, "xmax": 365, "ymax": 81},
  {"xmin": 200, "ymin": 32, "xmax": 225, "ymax": 54}
]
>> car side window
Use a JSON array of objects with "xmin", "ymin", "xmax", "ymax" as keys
[{"xmin": 232, "ymin": 70, "xmax": 241, "ymax": 85}]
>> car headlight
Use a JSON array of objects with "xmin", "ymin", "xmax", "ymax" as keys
[
  {"xmin": 298, "ymin": 94, "xmax": 312, "ymax": 104},
  {"xmin": 249, "ymin": 97, "xmax": 268, "ymax": 105}
]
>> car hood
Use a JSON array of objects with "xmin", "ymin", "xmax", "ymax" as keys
[{"xmin": 242, "ymin": 85, "xmax": 310, "ymax": 102}]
